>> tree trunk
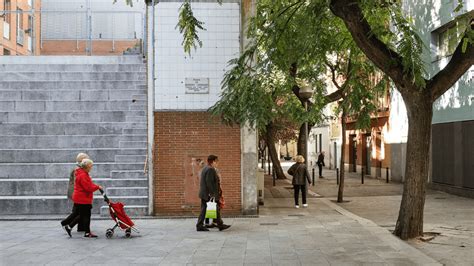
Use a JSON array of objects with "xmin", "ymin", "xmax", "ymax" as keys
[
  {"xmin": 297, "ymin": 123, "xmax": 306, "ymax": 158},
  {"xmin": 265, "ymin": 124, "xmax": 287, "ymax": 179},
  {"xmin": 394, "ymin": 93, "xmax": 433, "ymax": 240},
  {"xmin": 337, "ymin": 108, "xmax": 347, "ymax": 203}
]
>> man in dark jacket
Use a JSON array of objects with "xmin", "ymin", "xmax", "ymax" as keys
[
  {"xmin": 196, "ymin": 155, "xmax": 231, "ymax": 231},
  {"xmin": 317, "ymin": 151, "xmax": 325, "ymax": 178}
]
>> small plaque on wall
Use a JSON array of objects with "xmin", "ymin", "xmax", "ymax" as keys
[{"xmin": 185, "ymin": 78, "xmax": 210, "ymax": 94}]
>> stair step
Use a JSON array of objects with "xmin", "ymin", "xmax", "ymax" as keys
[
  {"xmin": 119, "ymin": 141, "xmax": 147, "ymax": 149},
  {"xmin": 0, "ymin": 81, "xmax": 145, "ymax": 91},
  {"xmin": 0, "ymin": 122, "xmax": 146, "ymax": 136},
  {"xmin": 0, "ymin": 72, "xmax": 146, "ymax": 81},
  {"xmin": 0, "ymin": 64, "xmax": 145, "ymax": 72},
  {"xmin": 100, "ymin": 205, "xmax": 148, "ymax": 217},
  {"xmin": 106, "ymin": 187, "xmax": 148, "ymax": 197},
  {"xmin": 123, "ymin": 128, "xmax": 147, "ymax": 135},
  {"xmin": 0, "ymin": 111, "xmax": 146, "ymax": 123},
  {"xmin": 0, "ymin": 162, "xmax": 145, "ymax": 178},
  {"xmin": 0, "ymin": 100, "xmax": 146, "ymax": 112},
  {"xmin": 111, "ymin": 170, "xmax": 146, "ymax": 179},
  {"xmin": 125, "ymin": 116, "xmax": 147, "ymax": 123},
  {"xmin": 0, "ymin": 178, "xmax": 148, "ymax": 196},
  {"xmin": 115, "ymin": 155, "xmax": 147, "ymax": 163},
  {"xmin": 0, "ymin": 148, "xmax": 146, "ymax": 163},
  {"xmin": 0, "ymin": 135, "xmax": 144, "ymax": 149},
  {"xmin": 0, "ymin": 55, "xmax": 144, "ymax": 65},
  {"xmin": 0, "ymin": 195, "xmax": 148, "ymax": 215},
  {"xmin": 0, "ymin": 89, "xmax": 147, "ymax": 101}
]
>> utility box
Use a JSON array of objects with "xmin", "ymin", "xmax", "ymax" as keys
[{"xmin": 257, "ymin": 168, "xmax": 265, "ymax": 205}]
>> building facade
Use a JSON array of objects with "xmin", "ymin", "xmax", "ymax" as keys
[
  {"xmin": 0, "ymin": 0, "xmax": 41, "ymax": 56},
  {"xmin": 391, "ymin": 0, "xmax": 474, "ymax": 196},
  {"xmin": 342, "ymin": 89, "xmax": 392, "ymax": 178},
  {"xmin": 148, "ymin": 0, "xmax": 258, "ymax": 216}
]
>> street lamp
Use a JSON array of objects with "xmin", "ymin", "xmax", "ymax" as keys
[{"xmin": 299, "ymin": 84, "xmax": 314, "ymax": 169}]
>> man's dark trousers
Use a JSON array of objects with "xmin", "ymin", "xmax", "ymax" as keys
[
  {"xmin": 318, "ymin": 164, "xmax": 323, "ymax": 177},
  {"xmin": 197, "ymin": 199, "xmax": 223, "ymax": 228}
]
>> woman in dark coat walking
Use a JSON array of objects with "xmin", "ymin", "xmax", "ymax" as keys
[{"xmin": 287, "ymin": 155, "xmax": 311, "ymax": 208}]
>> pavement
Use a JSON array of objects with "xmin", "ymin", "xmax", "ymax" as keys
[
  {"xmin": 0, "ymin": 163, "xmax": 471, "ymax": 265},
  {"xmin": 288, "ymin": 164, "xmax": 474, "ymax": 266}
]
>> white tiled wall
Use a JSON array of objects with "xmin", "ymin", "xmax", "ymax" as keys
[{"xmin": 154, "ymin": 2, "xmax": 240, "ymax": 110}]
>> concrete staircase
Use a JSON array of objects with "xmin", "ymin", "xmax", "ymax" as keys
[{"xmin": 0, "ymin": 56, "xmax": 148, "ymax": 216}]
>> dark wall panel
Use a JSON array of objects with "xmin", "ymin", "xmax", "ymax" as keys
[{"xmin": 432, "ymin": 120, "xmax": 474, "ymax": 189}]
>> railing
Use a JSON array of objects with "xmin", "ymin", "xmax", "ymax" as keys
[{"xmin": 0, "ymin": 7, "xmax": 145, "ymax": 56}]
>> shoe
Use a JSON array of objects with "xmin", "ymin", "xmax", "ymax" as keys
[
  {"xmin": 62, "ymin": 225, "xmax": 72, "ymax": 237},
  {"xmin": 319, "ymin": 176, "xmax": 324, "ymax": 178},
  {"xmin": 218, "ymin": 224, "xmax": 231, "ymax": 231},
  {"xmin": 303, "ymin": 204, "xmax": 308, "ymax": 208},
  {"xmin": 196, "ymin": 227, "xmax": 209, "ymax": 232},
  {"xmin": 84, "ymin": 232, "xmax": 98, "ymax": 238},
  {"xmin": 295, "ymin": 205, "xmax": 300, "ymax": 209},
  {"xmin": 205, "ymin": 223, "xmax": 217, "ymax": 229}
]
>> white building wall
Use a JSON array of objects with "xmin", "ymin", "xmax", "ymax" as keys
[
  {"xmin": 308, "ymin": 126, "xmax": 330, "ymax": 168},
  {"xmin": 154, "ymin": 2, "xmax": 240, "ymax": 110}
]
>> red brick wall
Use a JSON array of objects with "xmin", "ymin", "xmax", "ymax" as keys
[{"xmin": 154, "ymin": 111, "xmax": 242, "ymax": 216}]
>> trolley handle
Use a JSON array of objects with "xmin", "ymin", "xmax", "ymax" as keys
[{"xmin": 99, "ymin": 188, "xmax": 110, "ymax": 203}]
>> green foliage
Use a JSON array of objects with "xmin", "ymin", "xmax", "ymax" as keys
[{"xmin": 176, "ymin": 1, "xmax": 206, "ymax": 55}]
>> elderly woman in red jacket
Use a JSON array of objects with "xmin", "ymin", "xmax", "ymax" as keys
[{"xmin": 62, "ymin": 158, "xmax": 102, "ymax": 238}]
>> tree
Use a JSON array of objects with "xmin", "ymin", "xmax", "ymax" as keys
[
  {"xmin": 139, "ymin": 0, "xmax": 473, "ymax": 239},
  {"xmin": 329, "ymin": 0, "xmax": 474, "ymax": 239}
]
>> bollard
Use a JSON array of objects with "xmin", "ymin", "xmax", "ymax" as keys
[
  {"xmin": 267, "ymin": 154, "xmax": 271, "ymax": 175},
  {"xmin": 312, "ymin": 168, "xmax": 315, "ymax": 186},
  {"xmin": 336, "ymin": 168, "xmax": 339, "ymax": 185},
  {"xmin": 386, "ymin": 167, "xmax": 389, "ymax": 183},
  {"xmin": 272, "ymin": 167, "xmax": 276, "ymax": 186},
  {"xmin": 361, "ymin": 167, "xmax": 364, "ymax": 184}
]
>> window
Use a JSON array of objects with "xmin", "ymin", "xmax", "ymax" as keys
[
  {"xmin": 17, "ymin": 8, "xmax": 23, "ymax": 30},
  {"xmin": 435, "ymin": 16, "xmax": 469, "ymax": 60},
  {"xmin": 4, "ymin": 0, "xmax": 11, "ymax": 23},
  {"xmin": 3, "ymin": 48, "xmax": 11, "ymax": 55}
]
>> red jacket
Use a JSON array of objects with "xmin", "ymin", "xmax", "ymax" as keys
[{"xmin": 72, "ymin": 168, "xmax": 100, "ymax": 205}]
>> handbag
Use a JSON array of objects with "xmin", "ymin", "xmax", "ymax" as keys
[{"xmin": 205, "ymin": 198, "xmax": 217, "ymax": 219}]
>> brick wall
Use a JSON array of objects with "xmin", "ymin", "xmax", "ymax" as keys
[
  {"xmin": 40, "ymin": 40, "xmax": 140, "ymax": 55},
  {"xmin": 154, "ymin": 111, "xmax": 242, "ymax": 216}
]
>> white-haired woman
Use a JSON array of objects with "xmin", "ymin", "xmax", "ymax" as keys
[
  {"xmin": 63, "ymin": 159, "xmax": 102, "ymax": 238},
  {"xmin": 287, "ymin": 155, "xmax": 311, "ymax": 208},
  {"xmin": 61, "ymin": 153, "xmax": 89, "ymax": 234}
]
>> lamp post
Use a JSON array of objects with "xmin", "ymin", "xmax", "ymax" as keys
[{"xmin": 299, "ymin": 85, "xmax": 314, "ymax": 169}]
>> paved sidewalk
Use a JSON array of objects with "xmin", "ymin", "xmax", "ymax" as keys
[
  {"xmin": 307, "ymin": 167, "xmax": 474, "ymax": 266},
  {"xmin": 0, "ymin": 195, "xmax": 439, "ymax": 265}
]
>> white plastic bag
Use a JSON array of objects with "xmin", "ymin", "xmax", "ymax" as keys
[{"xmin": 205, "ymin": 198, "xmax": 217, "ymax": 219}]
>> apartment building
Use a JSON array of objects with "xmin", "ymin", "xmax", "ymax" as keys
[{"xmin": 0, "ymin": 0, "xmax": 41, "ymax": 56}]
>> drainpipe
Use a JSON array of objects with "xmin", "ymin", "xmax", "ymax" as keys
[{"xmin": 146, "ymin": 0, "xmax": 156, "ymax": 216}]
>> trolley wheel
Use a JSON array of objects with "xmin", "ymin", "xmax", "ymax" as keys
[
  {"xmin": 106, "ymin": 229, "xmax": 114, "ymax": 239},
  {"xmin": 125, "ymin": 228, "xmax": 131, "ymax": 238}
]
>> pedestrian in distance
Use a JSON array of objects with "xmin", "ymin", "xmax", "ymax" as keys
[
  {"xmin": 288, "ymin": 155, "xmax": 311, "ymax": 208},
  {"xmin": 61, "ymin": 159, "xmax": 102, "ymax": 238},
  {"xmin": 317, "ymin": 151, "xmax": 326, "ymax": 178},
  {"xmin": 196, "ymin": 155, "xmax": 231, "ymax": 232},
  {"xmin": 61, "ymin": 153, "xmax": 89, "ymax": 233}
]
